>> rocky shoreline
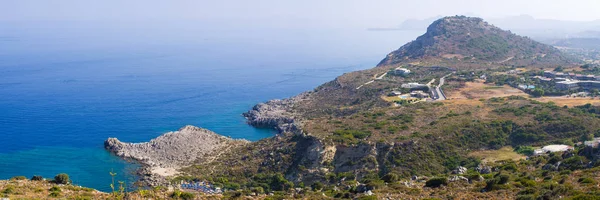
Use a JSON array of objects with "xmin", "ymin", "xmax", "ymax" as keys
[
  {"xmin": 104, "ymin": 92, "xmax": 310, "ymax": 186},
  {"xmin": 242, "ymin": 93, "xmax": 309, "ymax": 135},
  {"xmin": 104, "ymin": 125, "xmax": 249, "ymax": 186}
]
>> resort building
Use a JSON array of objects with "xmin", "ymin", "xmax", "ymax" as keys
[
  {"xmin": 556, "ymin": 80, "xmax": 600, "ymax": 90},
  {"xmin": 393, "ymin": 67, "xmax": 411, "ymax": 75},
  {"xmin": 534, "ymin": 145, "xmax": 574, "ymax": 155},
  {"xmin": 556, "ymin": 80, "xmax": 580, "ymax": 90},
  {"xmin": 410, "ymin": 90, "xmax": 430, "ymax": 98},
  {"xmin": 401, "ymin": 82, "xmax": 428, "ymax": 89}
]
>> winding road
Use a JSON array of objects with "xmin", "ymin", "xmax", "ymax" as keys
[{"xmin": 432, "ymin": 73, "xmax": 453, "ymax": 101}]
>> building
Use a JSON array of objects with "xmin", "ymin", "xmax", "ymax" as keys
[
  {"xmin": 557, "ymin": 80, "xmax": 600, "ymax": 90},
  {"xmin": 410, "ymin": 90, "xmax": 430, "ymax": 98},
  {"xmin": 584, "ymin": 138, "xmax": 600, "ymax": 148},
  {"xmin": 534, "ymin": 144, "xmax": 574, "ymax": 155},
  {"xmin": 388, "ymin": 91, "xmax": 402, "ymax": 96},
  {"xmin": 393, "ymin": 67, "xmax": 411, "ymax": 75},
  {"xmin": 544, "ymin": 71, "xmax": 556, "ymax": 78},
  {"xmin": 555, "ymin": 72, "xmax": 567, "ymax": 78},
  {"xmin": 534, "ymin": 76, "xmax": 552, "ymax": 82},
  {"xmin": 401, "ymin": 82, "xmax": 428, "ymax": 89},
  {"xmin": 556, "ymin": 80, "xmax": 580, "ymax": 90}
]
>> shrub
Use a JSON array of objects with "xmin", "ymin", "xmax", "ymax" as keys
[
  {"xmin": 578, "ymin": 177, "xmax": 596, "ymax": 184},
  {"xmin": 382, "ymin": 173, "xmax": 399, "ymax": 183},
  {"xmin": 224, "ymin": 182, "xmax": 241, "ymax": 190},
  {"xmin": 516, "ymin": 194, "xmax": 536, "ymax": 200},
  {"xmin": 498, "ymin": 174, "xmax": 510, "ymax": 184},
  {"xmin": 53, "ymin": 173, "xmax": 70, "ymax": 184},
  {"xmin": 49, "ymin": 186, "xmax": 61, "ymax": 192},
  {"xmin": 312, "ymin": 182, "xmax": 324, "ymax": 191},
  {"xmin": 515, "ymin": 146, "xmax": 535, "ymax": 156},
  {"xmin": 10, "ymin": 176, "xmax": 27, "ymax": 181},
  {"xmin": 357, "ymin": 195, "xmax": 378, "ymax": 200},
  {"xmin": 425, "ymin": 177, "xmax": 448, "ymax": 188},
  {"xmin": 251, "ymin": 187, "xmax": 265, "ymax": 194},
  {"xmin": 571, "ymin": 194, "xmax": 600, "ymax": 200},
  {"xmin": 170, "ymin": 190, "xmax": 195, "ymax": 200},
  {"xmin": 31, "ymin": 175, "xmax": 44, "ymax": 181},
  {"xmin": 179, "ymin": 192, "xmax": 195, "ymax": 200},
  {"xmin": 49, "ymin": 191, "xmax": 61, "ymax": 197},
  {"xmin": 2, "ymin": 186, "xmax": 14, "ymax": 194}
]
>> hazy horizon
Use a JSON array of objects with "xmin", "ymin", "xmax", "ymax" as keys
[{"xmin": 3, "ymin": 0, "xmax": 600, "ymax": 28}]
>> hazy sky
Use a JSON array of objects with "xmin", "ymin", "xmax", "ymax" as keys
[{"xmin": 2, "ymin": 0, "xmax": 600, "ymax": 28}]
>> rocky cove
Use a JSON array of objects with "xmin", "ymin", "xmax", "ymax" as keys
[
  {"xmin": 103, "ymin": 92, "xmax": 393, "ymax": 187},
  {"xmin": 103, "ymin": 94, "xmax": 305, "ymax": 186}
]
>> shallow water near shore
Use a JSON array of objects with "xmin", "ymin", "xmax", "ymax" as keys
[{"xmin": 0, "ymin": 21, "xmax": 421, "ymax": 191}]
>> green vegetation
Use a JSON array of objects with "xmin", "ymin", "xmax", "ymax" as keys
[
  {"xmin": 53, "ymin": 173, "xmax": 70, "ymax": 184},
  {"xmin": 170, "ymin": 190, "xmax": 195, "ymax": 200},
  {"xmin": 514, "ymin": 146, "xmax": 535, "ymax": 156},
  {"xmin": 425, "ymin": 177, "xmax": 448, "ymax": 188}
]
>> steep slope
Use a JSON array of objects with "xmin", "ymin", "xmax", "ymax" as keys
[{"xmin": 379, "ymin": 16, "xmax": 573, "ymax": 66}]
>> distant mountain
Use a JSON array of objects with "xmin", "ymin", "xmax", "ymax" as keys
[{"xmin": 378, "ymin": 16, "xmax": 572, "ymax": 66}]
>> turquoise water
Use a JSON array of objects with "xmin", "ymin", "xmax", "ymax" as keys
[{"xmin": 0, "ymin": 21, "xmax": 421, "ymax": 191}]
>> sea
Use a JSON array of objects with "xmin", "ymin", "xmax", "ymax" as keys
[{"xmin": 0, "ymin": 20, "xmax": 422, "ymax": 191}]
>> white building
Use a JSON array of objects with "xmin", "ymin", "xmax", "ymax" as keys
[
  {"xmin": 393, "ymin": 67, "xmax": 411, "ymax": 75},
  {"xmin": 401, "ymin": 82, "xmax": 427, "ymax": 89}
]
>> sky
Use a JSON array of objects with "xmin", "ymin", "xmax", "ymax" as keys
[{"xmin": 2, "ymin": 0, "xmax": 600, "ymax": 28}]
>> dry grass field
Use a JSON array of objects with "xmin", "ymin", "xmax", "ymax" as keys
[
  {"xmin": 446, "ymin": 80, "xmax": 528, "ymax": 100},
  {"xmin": 468, "ymin": 146, "xmax": 527, "ymax": 163}
]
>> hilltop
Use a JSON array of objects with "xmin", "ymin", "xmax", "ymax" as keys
[{"xmin": 379, "ymin": 16, "xmax": 573, "ymax": 67}]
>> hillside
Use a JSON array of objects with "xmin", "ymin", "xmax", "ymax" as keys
[
  {"xmin": 8, "ymin": 16, "xmax": 595, "ymax": 199},
  {"xmin": 160, "ymin": 16, "xmax": 600, "ymax": 199},
  {"xmin": 379, "ymin": 16, "xmax": 573, "ymax": 67}
]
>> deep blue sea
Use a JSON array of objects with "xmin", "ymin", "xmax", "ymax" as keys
[{"xmin": 0, "ymin": 21, "xmax": 421, "ymax": 191}]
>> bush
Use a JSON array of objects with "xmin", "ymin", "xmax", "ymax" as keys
[
  {"xmin": 179, "ymin": 192, "xmax": 195, "ymax": 200},
  {"xmin": 2, "ymin": 186, "xmax": 14, "ymax": 194},
  {"xmin": 10, "ymin": 176, "xmax": 27, "ymax": 181},
  {"xmin": 425, "ymin": 177, "xmax": 448, "ymax": 188},
  {"xmin": 53, "ymin": 173, "xmax": 70, "ymax": 184},
  {"xmin": 382, "ymin": 173, "xmax": 399, "ymax": 183},
  {"xmin": 49, "ymin": 186, "xmax": 62, "ymax": 192},
  {"xmin": 357, "ymin": 195, "xmax": 378, "ymax": 200},
  {"xmin": 516, "ymin": 194, "xmax": 536, "ymax": 200},
  {"xmin": 571, "ymin": 194, "xmax": 600, "ymax": 200},
  {"xmin": 312, "ymin": 182, "xmax": 324, "ymax": 191},
  {"xmin": 170, "ymin": 190, "xmax": 195, "ymax": 200},
  {"xmin": 49, "ymin": 191, "xmax": 61, "ymax": 197},
  {"xmin": 515, "ymin": 146, "xmax": 535, "ymax": 156},
  {"xmin": 31, "ymin": 175, "xmax": 44, "ymax": 181},
  {"xmin": 578, "ymin": 177, "xmax": 596, "ymax": 184},
  {"xmin": 251, "ymin": 187, "xmax": 265, "ymax": 194}
]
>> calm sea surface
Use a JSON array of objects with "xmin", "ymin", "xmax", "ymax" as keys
[{"xmin": 0, "ymin": 21, "xmax": 421, "ymax": 191}]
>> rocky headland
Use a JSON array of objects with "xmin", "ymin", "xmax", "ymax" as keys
[
  {"xmin": 242, "ymin": 92, "xmax": 309, "ymax": 135},
  {"xmin": 104, "ymin": 125, "xmax": 248, "ymax": 185}
]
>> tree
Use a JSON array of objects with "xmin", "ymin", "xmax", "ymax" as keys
[
  {"xmin": 554, "ymin": 66, "xmax": 564, "ymax": 72},
  {"xmin": 53, "ymin": 173, "xmax": 70, "ymax": 184},
  {"xmin": 31, "ymin": 175, "xmax": 44, "ymax": 181},
  {"xmin": 531, "ymin": 88, "xmax": 545, "ymax": 97}
]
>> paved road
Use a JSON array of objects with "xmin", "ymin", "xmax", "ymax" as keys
[{"xmin": 433, "ymin": 73, "xmax": 453, "ymax": 100}]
